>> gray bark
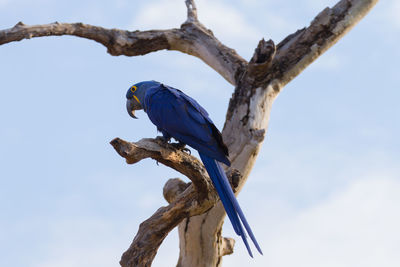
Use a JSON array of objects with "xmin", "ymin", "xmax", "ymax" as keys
[{"xmin": 177, "ymin": 1, "xmax": 379, "ymax": 266}]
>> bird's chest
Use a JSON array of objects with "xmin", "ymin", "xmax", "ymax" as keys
[{"xmin": 145, "ymin": 91, "xmax": 177, "ymax": 131}]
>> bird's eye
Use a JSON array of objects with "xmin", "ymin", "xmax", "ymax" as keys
[{"xmin": 130, "ymin": 85, "xmax": 137, "ymax": 93}]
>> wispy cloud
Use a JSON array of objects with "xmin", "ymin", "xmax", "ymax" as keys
[
  {"xmin": 196, "ymin": 0, "xmax": 261, "ymax": 44},
  {"xmin": 265, "ymin": 177, "xmax": 400, "ymax": 267},
  {"xmin": 385, "ymin": 0, "xmax": 400, "ymax": 29},
  {"xmin": 224, "ymin": 176, "xmax": 400, "ymax": 267},
  {"xmin": 129, "ymin": 0, "xmax": 186, "ymax": 30},
  {"xmin": 130, "ymin": 0, "xmax": 261, "ymax": 56},
  {"xmin": 0, "ymin": 0, "xmax": 9, "ymax": 7}
]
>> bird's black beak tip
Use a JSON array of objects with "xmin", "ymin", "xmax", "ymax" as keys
[
  {"xmin": 126, "ymin": 99, "xmax": 139, "ymax": 119},
  {"xmin": 129, "ymin": 111, "xmax": 138, "ymax": 119}
]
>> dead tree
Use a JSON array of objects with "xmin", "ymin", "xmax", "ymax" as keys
[{"xmin": 0, "ymin": 0, "xmax": 378, "ymax": 266}]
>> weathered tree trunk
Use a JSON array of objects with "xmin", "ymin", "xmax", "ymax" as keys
[
  {"xmin": 177, "ymin": 79, "xmax": 280, "ymax": 266},
  {"xmin": 0, "ymin": 0, "xmax": 378, "ymax": 266},
  {"xmin": 176, "ymin": 1, "xmax": 378, "ymax": 265}
]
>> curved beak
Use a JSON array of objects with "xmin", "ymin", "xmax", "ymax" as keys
[{"xmin": 126, "ymin": 99, "xmax": 138, "ymax": 119}]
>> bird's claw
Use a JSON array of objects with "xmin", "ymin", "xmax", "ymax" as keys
[
  {"xmin": 155, "ymin": 137, "xmax": 191, "ymax": 154},
  {"xmin": 170, "ymin": 142, "xmax": 191, "ymax": 155},
  {"xmin": 181, "ymin": 147, "xmax": 192, "ymax": 155}
]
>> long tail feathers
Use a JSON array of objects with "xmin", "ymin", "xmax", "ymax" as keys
[{"xmin": 199, "ymin": 153, "xmax": 263, "ymax": 257}]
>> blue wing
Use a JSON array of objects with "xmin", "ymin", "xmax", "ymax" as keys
[
  {"xmin": 144, "ymin": 84, "xmax": 230, "ymax": 166},
  {"xmin": 143, "ymin": 83, "xmax": 262, "ymax": 256}
]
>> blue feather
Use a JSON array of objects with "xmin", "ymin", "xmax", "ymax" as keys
[
  {"xmin": 127, "ymin": 81, "xmax": 262, "ymax": 256},
  {"xmin": 199, "ymin": 153, "xmax": 257, "ymax": 257}
]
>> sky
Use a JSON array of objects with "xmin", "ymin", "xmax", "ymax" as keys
[{"xmin": 0, "ymin": 0, "xmax": 399, "ymax": 266}]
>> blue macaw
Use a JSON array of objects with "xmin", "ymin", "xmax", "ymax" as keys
[{"xmin": 126, "ymin": 80, "xmax": 262, "ymax": 257}]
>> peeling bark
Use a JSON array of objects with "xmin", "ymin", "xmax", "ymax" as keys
[
  {"xmin": 110, "ymin": 138, "xmax": 241, "ymax": 266},
  {"xmin": 177, "ymin": 0, "xmax": 378, "ymax": 266},
  {"xmin": 0, "ymin": 0, "xmax": 378, "ymax": 266},
  {"xmin": 0, "ymin": 18, "xmax": 245, "ymax": 85},
  {"xmin": 110, "ymin": 137, "xmax": 212, "ymax": 195}
]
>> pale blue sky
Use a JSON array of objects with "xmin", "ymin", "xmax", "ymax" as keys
[{"xmin": 0, "ymin": 1, "xmax": 399, "ymax": 266}]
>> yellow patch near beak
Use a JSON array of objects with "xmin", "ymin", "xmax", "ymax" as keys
[{"xmin": 133, "ymin": 95, "xmax": 140, "ymax": 104}]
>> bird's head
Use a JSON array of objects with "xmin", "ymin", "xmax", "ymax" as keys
[{"xmin": 126, "ymin": 80, "xmax": 160, "ymax": 118}]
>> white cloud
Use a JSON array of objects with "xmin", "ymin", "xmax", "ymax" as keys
[
  {"xmin": 130, "ymin": 0, "xmax": 261, "ymax": 55},
  {"xmin": 130, "ymin": 0, "xmax": 186, "ymax": 30},
  {"xmin": 196, "ymin": 0, "xmax": 261, "ymax": 43},
  {"xmin": 224, "ymin": 177, "xmax": 400, "ymax": 267},
  {"xmin": 386, "ymin": 1, "xmax": 400, "ymax": 28},
  {"xmin": 269, "ymin": 178, "xmax": 400, "ymax": 267},
  {"xmin": 0, "ymin": 0, "xmax": 9, "ymax": 7}
]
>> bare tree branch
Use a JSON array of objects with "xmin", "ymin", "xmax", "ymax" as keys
[
  {"xmin": 180, "ymin": 0, "xmax": 379, "ymax": 265},
  {"xmin": 163, "ymin": 178, "xmax": 190, "ymax": 204},
  {"xmin": 185, "ymin": 0, "xmax": 198, "ymax": 22},
  {"xmin": 247, "ymin": 39, "xmax": 276, "ymax": 81},
  {"xmin": 220, "ymin": 237, "xmax": 235, "ymax": 256},
  {"xmin": 110, "ymin": 137, "xmax": 241, "ymax": 267},
  {"xmin": 0, "ymin": 21, "xmax": 174, "ymax": 56},
  {"xmin": 179, "ymin": 22, "xmax": 247, "ymax": 85},
  {"xmin": 221, "ymin": 0, "xmax": 378, "ymax": 173},
  {"xmin": 268, "ymin": 0, "xmax": 378, "ymax": 87},
  {"xmin": 227, "ymin": 0, "xmax": 379, "ymax": 122},
  {"xmin": 110, "ymin": 137, "xmax": 213, "ymax": 195},
  {"xmin": 0, "ymin": 20, "xmax": 246, "ymax": 85},
  {"xmin": 112, "ymin": 0, "xmax": 379, "ymax": 265}
]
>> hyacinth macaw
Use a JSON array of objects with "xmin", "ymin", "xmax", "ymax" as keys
[{"xmin": 126, "ymin": 80, "xmax": 262, "ymax": 257}]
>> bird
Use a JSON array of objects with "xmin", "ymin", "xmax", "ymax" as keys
[{"xmin": 126, "ymin": 80, "xmax": 262, "ymax": 257}]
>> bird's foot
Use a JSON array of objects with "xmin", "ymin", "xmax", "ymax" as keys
[
  {"xmin": 155, "ymin": 137, "xmax": 191, "ymax": 154},
  {"xmin": 155, "ymin": 136, "xmax": 170, "ymax": 144},
  {"xmin": 170, "ymin": 142, "xmax": 191, "ymax": 155}
]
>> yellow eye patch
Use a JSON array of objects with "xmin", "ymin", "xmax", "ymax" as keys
[{"xmin": 130, "ymin": 85, "xmax": 140, "ymax": 104}]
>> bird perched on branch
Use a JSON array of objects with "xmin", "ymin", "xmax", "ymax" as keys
[{"xmin": 126, "ymin": 80, "xmax": 262, "ymax": 257}]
